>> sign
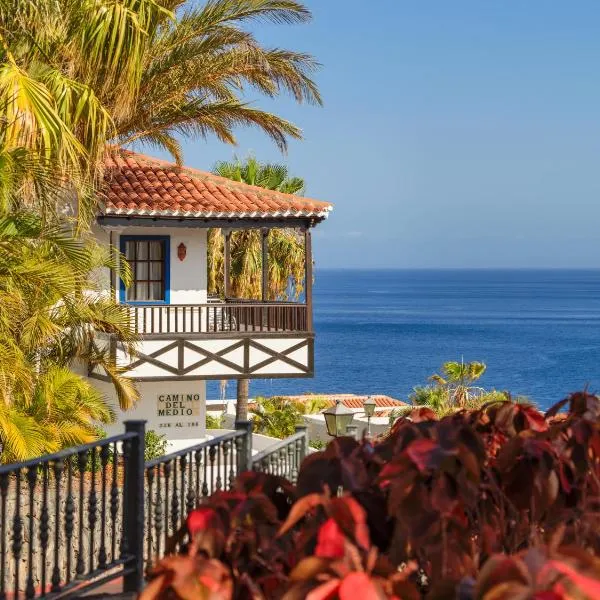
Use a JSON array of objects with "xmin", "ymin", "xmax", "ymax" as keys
[{"xmin": 157, "ymin": 393, "xmax": 201, "ymax": 417}]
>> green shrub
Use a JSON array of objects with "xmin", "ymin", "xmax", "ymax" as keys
[
  {"xmin": 69, "ymin": 427, "xmax": 112, "ymax": 472},
  {"xmin": 251, "ymin": 396, "xmax": 303, "ymax": 439},
  {"xmin": 295, "ymin": 396, "xmax": 329, "ymax": 414},
  {"xmin": 144, "ymin": 430, "xmax": 167, "ymax": 461},
  {"xmin": 206, "ymin": 413, "xmax": 225, "ymax": 429},
  {"xmin": 309, "ymin": 439, "xmax": 326, "ymax": 450}
]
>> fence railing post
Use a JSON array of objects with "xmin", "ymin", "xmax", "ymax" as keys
[
  {"xmin": 235, "ymin": 420, "xmax": 253, "ymax": 473},
  {"xmin": 294, "ymin": 424, "xmax": 308, "ymax": 463},
  {"xmin": 123, "ymin": 420, "xmax": 146, "ymax": 594}
]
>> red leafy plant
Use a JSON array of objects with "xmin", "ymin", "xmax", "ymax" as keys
[{"xmin": 141, "ymin": 393, "xmax": 600, "ymax": 599}]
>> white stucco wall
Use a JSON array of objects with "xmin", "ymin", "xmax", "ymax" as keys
[
  {"xmin": 91, "ymin": 377, "xmax": 208, "ymax": 450},
  {"xmin": 84, "ymin": 223, "xmax": 210, "ymax": 449}
]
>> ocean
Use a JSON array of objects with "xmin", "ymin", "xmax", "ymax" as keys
[{"xmin": 208, "ymin": 269, "xmax": 600, "ymax": 410}]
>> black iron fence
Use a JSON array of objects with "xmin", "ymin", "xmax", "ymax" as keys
[
  {"xmin": 0, "ymin": 420, "xmax": 307, "ymax": 598},
  {"xmin": 0, "ymin": 426, "xmax": 141, "ymax": 599},
  {"xmin": 143, "ymin": 425, "xmax": 250, "ymax": 570},
  {"xmin": 251, "ymin": 426, "xmax": 308, "ymax": 483}
]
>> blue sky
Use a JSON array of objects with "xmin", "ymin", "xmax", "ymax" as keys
[{"xmin": 151, "ymin": 1, "xmax": 600, "ymax": 268}]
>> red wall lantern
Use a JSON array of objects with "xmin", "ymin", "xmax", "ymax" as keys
[{"xmin": 177, "ymin": 243, "xmax": 187, "ymax": 261}]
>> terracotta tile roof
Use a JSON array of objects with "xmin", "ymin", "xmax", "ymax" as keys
[
  {"xmin": 100, "ymin": 149, "xmax": 333, "ymax": 220},
  {"xmin": 284, "ymin": 394, "xmax": 408, "ymax": 409},
  {"xmin": 373, "ymin": 409, "xmax": 401, "ymax": 418}
]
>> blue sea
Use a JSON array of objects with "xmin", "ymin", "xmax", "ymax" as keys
[{"xmin": 208, "ymin": 269, "xmax": 600, "ymax": 410}]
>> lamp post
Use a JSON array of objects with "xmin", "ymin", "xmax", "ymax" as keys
[
  {"xmin": 323, "ymin": 400, "xmax": 355, "ymax": 437},
  {"xmin": 363, "ymin": 396, "xmax": 376, "ymax": 436}
]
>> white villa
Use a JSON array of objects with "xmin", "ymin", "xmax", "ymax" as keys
[{"xmin": 86, "ymin": 149, "xmax": 333, "ymax": 448}]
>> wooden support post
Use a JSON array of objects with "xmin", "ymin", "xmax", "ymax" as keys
[
  {"xmin": 109, "ymin": 230, "xmax": 116, "ymax": 300},
  {"xmin": 224, "ymin": 230, "xmax": 231, "ymax": 298},
  {"xmin": 261, "ymin": 228, "xmax": 269, "ymax": 302},
  {"xmin": 304, "ymin": 228, "xmax": 313, "ymax": 331}
]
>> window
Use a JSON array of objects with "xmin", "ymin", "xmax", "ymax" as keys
[{"xmin": 120, "ymin": 236, "xmax": 170, "ymax": 303}]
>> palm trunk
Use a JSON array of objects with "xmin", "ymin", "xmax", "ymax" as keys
[{"xmin": 236, "ymin": 378, "xmax": 249, "ymax": 421}]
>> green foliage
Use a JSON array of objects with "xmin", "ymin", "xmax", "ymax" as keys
[
  {"xmin": 144, "ymin": 430, "xmax": 167, "ymax": 461},
  {"xmin": 213, "ymin": 156, "xmax": 305, "ymax": 194},
  {"xmin": 250, "ymin": 396, "xmax": 303, "ymax": 439},
  {"xmin": 405, "ymin": 364, "xmax": 535, "ymax": 422},
  {"xmin": 208, "ymin": 156, "xmax": 307, "ymax": 300},
  {"xmin": 117, "ymin": 1, "xmax": 321, "ymax": 162},
  {"xmin": 431, "ymin": 359, "xmax": 487, "ymax": 387},
  {"xmin": 429, "ymin": 359, "xmax": 487, "ymax": 407},
  {"xmin": 410, "ymin": 385, "xmax": 449, "ymax": 410},
  {"xmin": 69, "ymin": 427, "xmax": 113, "ymax": 473},
  {"xmin": 0, "ymin": 0, "xmax": 170, "ymax": 223},
  {"xmin": 296, "ymin": 396, "xmax": 329, "ymax": 415},
  {"xmin": 405, "ymin": 359, "xmax": 507, "ymax": 417},
  {"xmin": 206, "ymin": 413, "xmax": 225, "ymax": 429},
  {"xmin": 308, "ymin": 438, "xmax": 326, "ymax": 450},
  {"xmin": 0, "ymin": 212, "xmax": 139, "ymax": 463},
  {"xmin": 386, "ymin": 406, "xmax": 413, "ymax": 426}
]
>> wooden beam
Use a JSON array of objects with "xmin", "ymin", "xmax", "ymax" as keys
[
  {"xmin": 98, "ymin": 215, "xmax": 321, "ymax": 230},
  {"xmin": 261, "ymin": 228, "xmax": 269, "ymax": 302},
  {"xmin": 224, "ymin": 229, "xmax": 231, "ymax": 298},
  {"xmin": 304, "ymin": 228, "xmax": 313, "ymax": 331}
]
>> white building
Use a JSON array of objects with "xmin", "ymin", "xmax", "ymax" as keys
[{"xmin": 86, "ymin": 149, "xmax": 332, "ymax": 448}]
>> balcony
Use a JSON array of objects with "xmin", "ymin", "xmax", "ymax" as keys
[
  {"xmin": 126, "ymin": 299, "xmax": 310, "ymax": 336},
  {"xmin": 89, "ymin": 298, "xmax": 314, "ymax": 382}
]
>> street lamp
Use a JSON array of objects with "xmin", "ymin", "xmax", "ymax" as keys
[
  {"xmin": 323, "ymin": 400, "xmax": 355, "ymax": 437},
  {"xmin": 363, "ymin": 396, "xmax": 376, "ymax": 436}
]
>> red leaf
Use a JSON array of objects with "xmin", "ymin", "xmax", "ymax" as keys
[
  {"xmin": 406, "ymin": 438, "xmax": 437, "ymax": 472},
  {"xmin": 378, "ymin": 460, "xmax": 407, "ymax": 483},
  {"xmin": 307, "ymin": 578, "xmax": 341, "ymax": 600},
  {"xmin": 543, "ymin": 560, "xmax": 600, "ymax": 598},
  {"xmin": 315, "ymin": 518, "xmax": 345, "ymax": 559},
  {"xmin": 339, "ymin": 572, "xmax": 385, "ymax": 600},
  {"xmin": 521, "ymin": 406, "xmax": 548, "ymax": 432},
  {"xmin": 139, "ymin": 573, "xmax": 171, "ymax": 600},
  {"xmin": 187, "ymin": 507, "xmax": 219, "ymax": 535},
  {"xmin": 277, "ymin": 493, "xmax": 323, "ymax": 536},
  {"xmin": 409, "ymin": 407, "xmax": 438, "ymax": 422},
  {"xmin": 335, "ymin": 497, "xmax": 370, "ymax": 550}
]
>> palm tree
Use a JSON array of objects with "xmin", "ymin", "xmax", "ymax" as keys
[
  {"xmin": 114, "ymin": 0, "xmax": 321, "ymax": 163},
  {"xmin": 0, "ymin": 211, "xmax": 139, "ymax": 462},
  {"xmin": 0, "ymin": 0, "xmax": 168, "ymax": 222},
  {"xmin": 430, "ymin": 360, "xmax": 487, "ymax": 407},
  {"xmin": 1, "ymin": 0, "xmax": 321, "ymax": 220},
  {"xmin": 209, "ymin": 156, "xmax": 308, "ymax": 421},
  {"xmin": 213, "ymin": 156, "xmax": 305, "ymax": 194},
  {"xmin": 209, "ymin": 156, "xmax": 306, "ymax": 299},
  {"xmin": 1, "ymin": 0, "xmax": 320, "ymax": 228}
]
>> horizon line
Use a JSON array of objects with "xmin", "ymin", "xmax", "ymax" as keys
[{"xmin": 314, "ymin": 266, "xmax": 600, "ymax": 271}]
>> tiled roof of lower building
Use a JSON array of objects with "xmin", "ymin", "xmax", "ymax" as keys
[{"xmin": 284, "ymin": 394, "xmax": 408, "ymax": 409}]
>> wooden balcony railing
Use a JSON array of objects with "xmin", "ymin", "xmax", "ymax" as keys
[{"xmin": 125, "ymin": 302, "xmax": 309, "ymax": 336}]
